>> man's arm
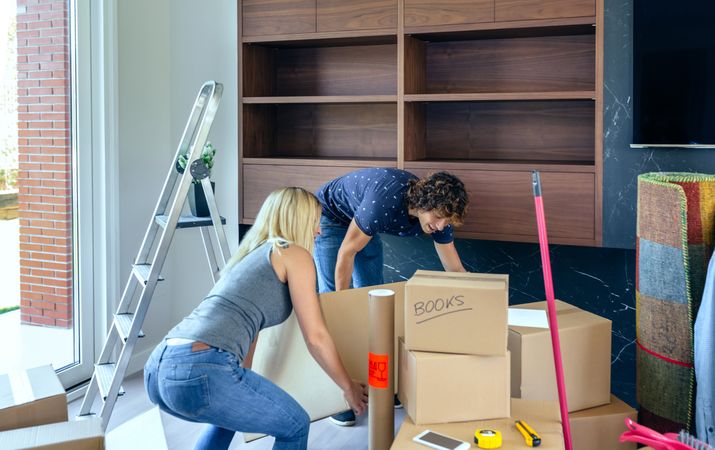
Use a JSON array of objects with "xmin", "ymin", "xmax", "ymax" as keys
[
  {"xmin": 434, "ymin": 241, "xmax": 467, "ymax": 272},
  {"xmin": 335, "ymin": 219, "xmax": 372, "ymax": 290}
]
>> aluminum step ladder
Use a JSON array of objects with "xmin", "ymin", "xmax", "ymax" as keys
[{"xmin": 77, "ymin": 81, "xmax": 231, "ymax": 430}]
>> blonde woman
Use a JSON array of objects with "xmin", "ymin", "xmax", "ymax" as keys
[{"xmin": 144, "ymin": 187, "xmax": 368, "ymax": 450}]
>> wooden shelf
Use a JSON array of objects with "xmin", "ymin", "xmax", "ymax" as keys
[
  {"xmin": 405, "ymin": 17, "xmax": 595, "ymax": 38},
  {"xmin": 243, "ymin": 95, "xmax": 397, "ymax": 104},
  {"xmin": 243, "ymin": 157, "xmax": 396, "ymax": 167},
  {"xmin": 242, "ymin": 29, "xmax": 397, "ymax": 46},
  {"xmin": 404, "ymin": 159, "xmax": 595, "ymax": 173},
  {"xmin": 405, "ymin": 92, "xmax": 595, "ymax": 102},
  {"xmin": 239, "ymin": 0, "xmax": 603, "ymax": 246}
]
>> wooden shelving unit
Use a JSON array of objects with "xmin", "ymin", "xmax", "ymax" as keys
[{"xmin": 239, "ymin": 0, "xmax": 603, "ymax": 245}]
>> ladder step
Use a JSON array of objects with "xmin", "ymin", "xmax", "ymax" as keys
[
  {"xmin": 156, "ymin": 214, "xmax": 226, "ymax": 229},
  {"xmin": 115, "ymin": 313, "xmax": 145, "ymax": 341},
  {"xmin": 96, "ymin": 363, "xmax": 125, "ymax": 400},
  {"xmin": 132, "ymin": 264, "xmax": 165, "ymax": 285}
]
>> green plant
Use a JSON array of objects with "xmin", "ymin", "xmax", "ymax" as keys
[
  {"xmin": 0, "ymin": 305, "xmax": 19, "ymax": 315},
  {"xmin": 177, "ymin": 142, "xmax": 217, "ymax": 184}
]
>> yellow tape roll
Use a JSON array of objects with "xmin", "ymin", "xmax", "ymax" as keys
[{"xmin": 474, "ymin": 429, "xmax": 502, "ymax": 449}]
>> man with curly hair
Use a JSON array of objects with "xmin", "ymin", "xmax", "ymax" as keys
[{"xmin": 314, "ymin": 168, "xmax": 469, "ymax": 426}]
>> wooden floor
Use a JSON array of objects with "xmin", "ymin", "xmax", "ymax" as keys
[{"xmin": 67, "ymin": 371, "xmax": 406, "ymax": 449}]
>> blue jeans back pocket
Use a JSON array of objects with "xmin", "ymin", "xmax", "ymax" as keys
[{"xmin": 161, "ymin": 375, "xmax": 210, "ymax": 418}]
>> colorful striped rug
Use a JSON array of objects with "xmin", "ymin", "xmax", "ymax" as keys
[{"xmin": 636, "ymin": 172, "xmax": 715, "ymax": 433}]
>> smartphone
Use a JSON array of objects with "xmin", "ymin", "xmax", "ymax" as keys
[{"xmin": 412, "ymin": 430, "xmax": 470, "ymax": 450}]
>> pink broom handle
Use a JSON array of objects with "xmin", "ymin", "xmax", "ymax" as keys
[{"xmin": 532, "ymin": 171, "xmax": 573, "ymax": 450}]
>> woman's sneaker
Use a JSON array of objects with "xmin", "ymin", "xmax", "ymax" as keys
[
  {"xmin": 329, "ymin": 395, "xmax": 402, "ymax": 427},
  {"xmin": 329, "ymin": 409, "xmax": 356, "ymax": 427}
]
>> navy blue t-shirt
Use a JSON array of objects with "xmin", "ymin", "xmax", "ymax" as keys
[{"xmin": 316, "ymin": 168, "xmax": 453, "ymax": 244}]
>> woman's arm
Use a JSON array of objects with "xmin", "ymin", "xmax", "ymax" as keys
[{"xmin": 282, "ymin": 245, "xmax": 368, "ymax": 414}]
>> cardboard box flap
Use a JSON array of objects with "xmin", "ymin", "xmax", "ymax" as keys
[
  {"xmin": 0, "ymin": 418, "xmax": 103, "ymax": 450},
  {"xmin": 570, "ymin": 395, "xmax": 636, "ymax": 419},
  {"xmin": 408, "ymin": 270, "xmax": 508, "ymax": 290},
  {"xmin": 0, "ymin": 365, "xmax": 64, "ymax": 410},
  {"xmin": 510, "ymin": 301, "xmax": 611, "ymax": 336}
]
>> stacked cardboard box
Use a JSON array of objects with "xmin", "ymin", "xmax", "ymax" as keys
[
  {"xmin": 0, "ymin": 365, "xmax": 68, "ymax": 432},
  {"xmin": 400, "ymin": 270, "xmax": 511, "ymax": 424},
  {"xmin": 509, "ymin": 300, "xmax": 636, "ymax": 449},
  {"xmin": 0, "ymin": 365, "xmax": 170, "ymax": 449}
]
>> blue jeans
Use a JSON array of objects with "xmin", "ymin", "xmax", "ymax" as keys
[
  {"xmin": 314, "ymin": 214, "xmax": 384, "ymax": 293},
  {"xmin": 144, "ymin": 341, "xmax": 310, "ymax": 450}
]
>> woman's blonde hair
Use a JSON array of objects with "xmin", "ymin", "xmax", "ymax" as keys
[{"xmin": 225, "ymin": 187, "xmax": 321, "ymax": 271}]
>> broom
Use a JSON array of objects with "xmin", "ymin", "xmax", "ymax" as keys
[{"xmin": 532, "ymin": 171, "xmax": 573, "ymax": 450}]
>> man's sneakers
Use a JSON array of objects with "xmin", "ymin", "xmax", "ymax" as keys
[
  {"xmin": 329, "ymin": 409, "xmax": 356, "ymax": 427},
  {"xmin": 329, "ymin": 395, "xmax": 403, "ymax": 427}
]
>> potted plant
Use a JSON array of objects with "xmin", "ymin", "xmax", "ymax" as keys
[{"xmin": 177, "ymin": 142, "xmax": 217, "ymax": 217}]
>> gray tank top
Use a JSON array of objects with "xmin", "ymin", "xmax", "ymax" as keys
[{"xmin": 166, "ymin": 241, "xmax": 292, "ymax": 362}]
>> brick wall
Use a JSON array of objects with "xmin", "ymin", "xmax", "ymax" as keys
[{"xmin": 16, "ymin": 0, "xmax": 72, "ymax": 328}]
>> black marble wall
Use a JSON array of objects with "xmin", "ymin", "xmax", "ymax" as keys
[
  {"xmin": 603, "ymin": 0, "xmax": 715, "ymax": 249},
  {"xmin": 382, "ymin": 234, "xmax": 638, "ymax": 408}
]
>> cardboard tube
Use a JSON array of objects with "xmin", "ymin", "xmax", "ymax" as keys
[{"xmin": 368, "ymin": 289, "xmax": 395, "ymax": 450}]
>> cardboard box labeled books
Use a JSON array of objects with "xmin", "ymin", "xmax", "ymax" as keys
[
  {"xmin": 398, "ymin": 338, "xmax": 510, "ymax": 425},
  {"xmin": 391, "ymin": 399, "xmax": 564, "ymax": 449},
  {"xmin": 569, "ymin": 395, "xmax": 637, "ymax": 450},
  {"xmin": 508, "ymin": 300, "xmax": 611, "ymax": 412},
  {"xmin": 0, "ymin": 365, "xmax": 67, "ymax": 432},
  {"xmin": 405, "ymin": 270, "xmax": 508, "ymax": 355}
]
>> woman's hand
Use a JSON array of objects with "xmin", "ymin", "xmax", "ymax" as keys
[{"xmin": 343, "ymin": 380, "xmax": 368, "ymax": 416}]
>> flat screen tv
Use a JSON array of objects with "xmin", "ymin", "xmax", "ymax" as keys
[{"xmin": 632, "ymin": 0, "xmax": 715, "ymax": 147}]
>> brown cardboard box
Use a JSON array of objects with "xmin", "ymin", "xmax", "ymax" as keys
[
  {"xmin": 508, "ymin": 300, "xmax": 611, "ymax": 412},
  {"xmin": 569, "ymin": 395, "xmax": 637, "ymax": 450},
  {"xmin": 391, "ymin": 398, "xmax": 564, "ymax": 449},
  {"xmin": 405, "ymin": 270, "xmax": 509, "ymax": 355},
  {"xmin": 0, "ymin": 365, "xmax": 68, "ymax": 432},
  {"xmin": 247, "ymin": 281, "xmax": 406, "ymax": 440},
  {"xmin": 0, "ymin": 418, "xmax": 103, "ymax": 450},
  {"xmin": 398, "ymin": 337, "xmax": 510, "ymax": 425},
  {"xmin": 321, "ymin": 282, "xmax": 405, "ymax": 386}
]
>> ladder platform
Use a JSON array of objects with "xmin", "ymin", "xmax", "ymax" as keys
[
  {"xmin": 96, "ymin": 363, "xmax": 125, "ymax": 400},
  {"xmin": 155, "ymin": 214, "xmax": 227, "ymax": 229},
  {"xmin": 115, "ymin": 313, "xmax": 145, "ymax": 341},
  {"xmin": 132, "ymin": 264, "xmax": 165, "ymax": 285}
]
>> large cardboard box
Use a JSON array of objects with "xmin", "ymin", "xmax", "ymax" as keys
[
  {"xmin": 0, "ymin": 418, "xmax": 103, "ymax": 450},
  {"xmin": 508, "ymin": 300, "xmax": 611, "ymax": 412},
  {"xmin": 398, "ymin": 337, "xmax": 510, "ymax": 425},
  {"xmin": 405, "ymin": 270, "xmax": 508, "ymax": 355},
  {"xmin": 249, "ymin": 282, "xmax": 405, "ymax": 430},
  {"xmin": 391, "ymin": 398, "xmax": 564, "ymax": 449},
  {"xmin": 569, "ymin": 395, "xmax": 637, "ymax": 450},
  {"xmin": 0, "ymin": 365, "xmax": 67, "ymax": 432},
  {"xmin": 0, "ymin": 407, "xmax": 172, "ymax": 450}
]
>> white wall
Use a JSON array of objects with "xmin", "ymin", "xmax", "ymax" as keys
[{"xmin": 114, "ymin": 0, "xmax": 238, "ymax": 369}]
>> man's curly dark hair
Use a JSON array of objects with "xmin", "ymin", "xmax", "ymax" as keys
[{"xmin": 405, "ymin": 172, "xmax": 469, "ymax": 226}]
